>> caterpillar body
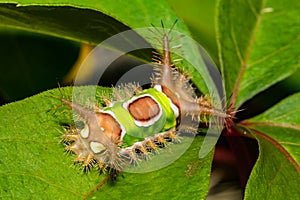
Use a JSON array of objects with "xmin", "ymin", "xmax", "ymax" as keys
[{"xmin": 61, "ymin": 27, "xmax": 229, "ymax": 177}]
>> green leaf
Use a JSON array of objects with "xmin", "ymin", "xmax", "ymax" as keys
[
  {"xmin": 0, "ymin": 87, "xmax": 213, "ymax": 199},
  {"xmin": 216, "ymin": 0, "xmax": 300, "ymax": 107},
  {"xmin": 90, "ymin": 138, "xmax": 212, "ymax": 200},
  {"xmin": 0, "ymin": 1, "xmax": 179, "ymax": 44},
  {"xmin": 240, "ymin": 93, "xmax": 300, "ymax": 199},
  {"xmin": 167, "ymin": 0, "xmax": 218, "ymax": 62},
  {"xmin": 244, "ymin": 132, "xmax": 300, "ymax": 200},
  {"xmin": 243, "ymin": 92, "xmax": 300, "ymax": 163}
]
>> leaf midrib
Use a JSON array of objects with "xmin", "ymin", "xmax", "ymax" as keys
[
  {"xmin": 229, "ymin": 1, "xmax": 264, "ymax": 109},
  {"xmin": 252, "ymin": 129, "xmax": 300, "ymax": 173}
]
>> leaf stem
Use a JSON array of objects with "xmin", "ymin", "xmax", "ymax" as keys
[{"xmin": 229, "ymin": 2, "xmax": 264, "ymax": 109}]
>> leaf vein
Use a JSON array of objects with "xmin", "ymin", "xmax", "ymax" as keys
[
  {"xmin": 252, "ymin": 129, "xmax": 300, "ymax": 173},
  {"xmin": 248, "ymin": 35, "xmax": 300, "ymax": 67},
  {"xmin": 241, "ymin": 121, "xmax": 300, "ymax": 131},
  {"xmin": 246, "ymin": 0, "xmax": 259, "ymax": 17},
  {"xmin": 280, "ymin": 142, "xmax": 300, "ymax": 147},
  {"xmin": 0, "ymin": 172, "xmax": 84, "ymax": 197}
]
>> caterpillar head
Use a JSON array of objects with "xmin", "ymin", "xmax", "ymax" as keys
[{"xmin": 62, "ymin": 98, "xmax": 125, "ymax": 172}]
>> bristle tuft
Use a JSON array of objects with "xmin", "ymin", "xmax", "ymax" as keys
[{"xmin": 112, "ymin": 82, "xmax": 141, "ymax": 101}]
